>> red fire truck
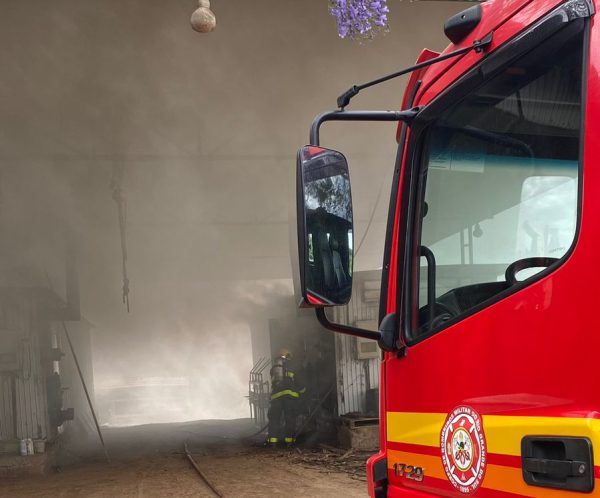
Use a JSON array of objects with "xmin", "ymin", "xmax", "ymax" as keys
[{"xmin": 295, "ymin": 0, "xmax": 598, "ymax": 496}]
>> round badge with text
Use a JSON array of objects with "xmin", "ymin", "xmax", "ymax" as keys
[{"xmin": 440, "ymin": 406, "xmax": 487, "ymax": 494}]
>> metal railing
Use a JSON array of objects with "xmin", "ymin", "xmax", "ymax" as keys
[{"xmin": 248, "ymin": 357, "xmax": 271, "ymax": 428}]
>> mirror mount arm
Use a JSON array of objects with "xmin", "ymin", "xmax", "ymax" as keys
[
  {"xmin": 315, "ymin": 308, "xmax": 382, "ymax": 341},
  {"xmin": 336, "ymin": 32, "xmax": 494, "ymax": 109},
  {"xmin": 309, "ymin": 109, "xmax": 420, "ymax": 146}
]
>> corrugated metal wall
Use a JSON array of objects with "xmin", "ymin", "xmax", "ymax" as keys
[
  {"xmin": 0, "ymin": 292, "xmax": 51, "ymax": 440},
  {"xmin": 334, "ymin": 334, "xmax": 379, "ymax": 415},
  {"xmin": 332, "ymin": 270, "xmax": 381, "ymax": 416},
  {"xmin": 0, "ymin": 375, "xmax": 14, "ymax": 439},
  {"xmin": 14, "ymin": 329, "xmax": 50, "ymax": 440}
]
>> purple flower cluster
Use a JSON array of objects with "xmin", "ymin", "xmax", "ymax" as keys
[{"xmin": 329, "ymin": 0, "xmax": 389, "ymax": 40}]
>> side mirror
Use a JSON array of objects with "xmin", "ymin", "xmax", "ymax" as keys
[{"xmin": 296, "ymin": 145, "xmax": 354, "ymax": 306}]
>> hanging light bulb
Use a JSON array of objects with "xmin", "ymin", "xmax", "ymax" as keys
[{"xmin": 191, "ymin": 0, "xmax": 216, "ymax": 33}]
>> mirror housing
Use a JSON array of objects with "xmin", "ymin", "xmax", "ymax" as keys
[{"xmin": 297, "ymin": 145, "xmax": 354, "ymax": 307}]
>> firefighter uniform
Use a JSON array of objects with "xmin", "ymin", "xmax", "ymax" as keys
[{"xmin": 267, "ymin": 349, "xmax": 304, "ymax": 446}]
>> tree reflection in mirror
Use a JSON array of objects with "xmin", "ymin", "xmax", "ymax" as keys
[{"xmin": 298, "ymin": 146, "xmax": 354, "ymax": 305}]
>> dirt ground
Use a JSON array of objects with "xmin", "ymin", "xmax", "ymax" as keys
[{"xmin": 0, "ymin": 420, "xmax": 368, "ymax": 497}]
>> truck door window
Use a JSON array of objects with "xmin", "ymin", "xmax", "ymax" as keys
[{"xmin": 412, "ymin": 26, "xmax": 584, "ymax": 338}]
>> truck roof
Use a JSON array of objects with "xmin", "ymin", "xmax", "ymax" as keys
[{"xmin": 414, "ymin": 0, "xmax": 564, "ymax": 107}]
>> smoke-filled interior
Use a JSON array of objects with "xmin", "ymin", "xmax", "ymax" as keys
[{"xmin": 0, "ymin": 0, "xmax": 461, "ymax": 446}]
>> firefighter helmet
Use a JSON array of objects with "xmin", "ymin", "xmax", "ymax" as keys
[{"xmin": 277, "ymin": 348, "xmax": 292, "ymax": 359}]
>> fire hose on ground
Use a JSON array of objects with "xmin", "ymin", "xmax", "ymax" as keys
[{"xmin": 184, "ymin": 441, "xmax": 225, "ymax": 498}]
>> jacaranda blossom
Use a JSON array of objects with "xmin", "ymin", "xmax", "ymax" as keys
[{"xmin": 329, "ymin": 0, "xmax": 389, "ymax": 40}]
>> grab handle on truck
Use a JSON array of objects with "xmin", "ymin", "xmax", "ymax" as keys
[{"xmin": 419, "ymin": 246, "xmax": 436, "ymax": 328}]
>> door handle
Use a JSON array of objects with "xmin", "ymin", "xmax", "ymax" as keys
[
  {"xmin": 521, "ymin": 436, "xmax": 594, "ymax": 492},
  {"xmin": 523, "ymin": 457, "xmax": 587, "ymax": 479}
]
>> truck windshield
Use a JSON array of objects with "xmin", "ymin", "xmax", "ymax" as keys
[{"xmin": 413, "ymin": 24, "xmax": 584, "ymax": 336}]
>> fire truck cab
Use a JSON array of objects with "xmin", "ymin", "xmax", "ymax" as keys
[{"xmin": 295, "ymin": 0, "xmax": 600, "ymax": 496}]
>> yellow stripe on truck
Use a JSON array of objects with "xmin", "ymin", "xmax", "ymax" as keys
[
  {"xmin": 387, "ymin": 411, "xmax": 600, "ymax": 456},
  {"xmin": 483, "ymin": 415, "xmax": 600, "ymax": 456},
  {"xmin": 386, "ymin": 412, "xmax": 446, "ymax": 447}
]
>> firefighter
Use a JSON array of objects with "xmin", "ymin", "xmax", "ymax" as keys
[{"xmin": 267, "ymin": 348, "xmax": 304, "ymax": 446}]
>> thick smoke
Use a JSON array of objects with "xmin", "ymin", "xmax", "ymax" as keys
[{"xmin": 0, "ymin": 0, "xmax": 461, "ymax": 430}]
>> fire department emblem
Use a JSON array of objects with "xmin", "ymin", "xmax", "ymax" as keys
[{"xmin": 440, "ymin": 406, "xmax": 486, "ymax": 494}]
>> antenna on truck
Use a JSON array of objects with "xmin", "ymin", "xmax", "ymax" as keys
[{"xmin": 336, "ymin": 32, "xmax": 493, "ymax": 110}]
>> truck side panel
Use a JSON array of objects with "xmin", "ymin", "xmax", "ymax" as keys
[{"xmin": 382, "ymin": 1, "xmax": 599, "ymax": 496}]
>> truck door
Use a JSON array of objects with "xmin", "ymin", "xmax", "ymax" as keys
[{"xmin": 385, "ymin": 6, "xmax": 597, "ymax": 498}]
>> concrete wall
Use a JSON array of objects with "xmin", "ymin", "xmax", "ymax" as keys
[{"xmin": 58, "ymin": 320, "xmax": 97, "ymax": 437}]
